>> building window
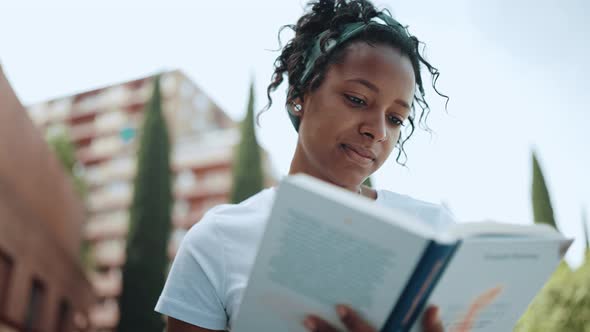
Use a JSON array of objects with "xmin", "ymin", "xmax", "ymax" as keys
[
  {"xmin": 54, "ymin": 299, "xmax": 70, "ymax": 332},
  {"xmin": 173, "ymin": 200, "xmax": 190, "ymax": 219},
  {"xmin": 175, "ymin": 170, "xmax": 197, "ymax": 193},
  {"xmin": 24, "ymin": 278, "xmax": 46, "ymax": 331},
  {"xmin": 0, "ymin": 250, "xmax": 13, "ymax": 313}
]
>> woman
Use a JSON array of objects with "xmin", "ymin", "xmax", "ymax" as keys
[{"xmin": 156, "ymin": 0, "xmax": 450, "ymax": 331}]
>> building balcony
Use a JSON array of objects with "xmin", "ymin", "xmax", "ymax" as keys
[
  {"xmin": 90, "ymin": 269, "xmax": 122, "ymax": 298},
  {"xmin": 76, "ymin": 136, "xmax": 130, "ymax": 166},
  {"xmin": 100, "ymin": 85, "xmax": 132, "ymax": 107},
  {"xmin": 76, "ymin": 146, "xmax": 112, "ymax": 167},
  {"xmin": 84, "ymin": 165, "xmax": 107, "ymax": 188},
  {"xmin": 94, "ymin": 110, "xmax": 128, "ymax": 133},
  {"xmin": 173, "ymin": 150, "xmax": 233, "ymax": 174},
  {"xmin": 88, "ymin": 152, "xmax": 233, "ymax": 192},
  {"xmin": 71, "ymin": 127, "xmax": 119, "ymax": 147},
  {"xmin": 68, "ymin": 107, "xmax": 99, "ymax": 126},
  {"xmin": 85, "ymin": 211, "xmax": 129, "ymax": 242},
  {"xmin": 174, "ymin": 164, "xmax": 231, "ymax": 193},
  {"xmin": 92, "ymin": 239, "xmax": 126, "ymax": 268},
  {"xmin": 89, "ymin": 298, "xmax": 119, "ymax": 329},
  {"xmin": 84, "ymin": 150, "xmax": 231, "ymax": 191},
  {"xmin": 93, "ymin": 253, "xmax": 125, "ymax": 270},
  {"xmin": 69, "ymin": 82, "xmax": 150, "ymax": 129},
  {"xmin": 87, "ymin": 180, "xmax": 132, "ymax": 212},
  {"xmin": 122, "ymin": 101, "xmax": 146, "ymax": 115},
  {"xmin": 87, "ymin": 195, "xmax": 132, "ymax": 214},
  {"xmin": 173, "ymin": 129, "xmax": 237, "ymax": 166},
  {"xmin": 174, "ymin": 176, "xmax": 231, "ymax": 201},
  {"xmin": 84, "ymin": 154, "xmax": 137, "ymax": 190},
  {"xmin": 69, "ymin": 121, "xmax": 98, "ymax": 144}
]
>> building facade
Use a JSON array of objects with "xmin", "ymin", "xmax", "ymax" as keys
[
  {"xmin": 26, "ymin": 70, "xmax": 275, "ymax": 331},
  {"xmin": 0, "ymin": 66, "xmax": 95, "ymax": 331}
]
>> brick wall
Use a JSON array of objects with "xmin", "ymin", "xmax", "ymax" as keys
[{"xmin": 0, "ymin": 65, "xmax": 94, "ymax": 331}]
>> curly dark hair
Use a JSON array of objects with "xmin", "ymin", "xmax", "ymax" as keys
[{"xmin": 260, "ymin": 0, "xmax": 448, "ymax": 165}]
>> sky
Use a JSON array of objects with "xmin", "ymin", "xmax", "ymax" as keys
[{"xmin": 1, "ymin": 0, "xmax": 588, "ymax": 266}]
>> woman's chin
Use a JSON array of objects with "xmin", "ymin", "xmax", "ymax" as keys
[{"xmin": 329, "ymin": 173, "xmax": 367, "ymax": 191}]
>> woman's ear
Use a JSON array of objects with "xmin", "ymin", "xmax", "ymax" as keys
[{"xmin": 287, "ymin": 97, "xmax": 304, "ymax": 117}]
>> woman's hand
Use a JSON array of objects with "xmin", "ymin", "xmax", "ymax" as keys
[{"xmin": 303, "ymin": 305, "xmax": 444, "ymax": 332}]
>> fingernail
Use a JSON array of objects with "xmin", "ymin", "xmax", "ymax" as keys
[
  {"xmin": 304, "ymin": 317, "xmax": 317, "ymax": 331},
  {"xmin": 336, "ymin": 305, "xmax": 348, "ymax": 319},
  {"xmin": 432, "ymin": 307, "xmax": 440, "ymax": 320}
]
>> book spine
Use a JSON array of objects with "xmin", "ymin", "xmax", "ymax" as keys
[{"xmin": 381, "ymin": 240, "xmax": 461, "ymax": 332}]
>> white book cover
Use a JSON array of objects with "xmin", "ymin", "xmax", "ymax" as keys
[{"xmin": 233, "ymin": 174, "xmax": 571, "ymax": 332}]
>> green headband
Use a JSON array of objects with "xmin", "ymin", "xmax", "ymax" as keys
[{"xmin": 288, "ymin": 12, "xmax": 409, "ymax": 131}]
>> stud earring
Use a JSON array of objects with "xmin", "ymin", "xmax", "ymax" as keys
[{"xmin": 293, "ymin": 104, "xmax": 302, "ymax": 112}]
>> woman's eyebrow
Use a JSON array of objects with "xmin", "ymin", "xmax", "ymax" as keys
[
  {"xmin": 345, "ymin": 78, "xmax": 379, "ymax": 93},
  {"xmin": 396, "ymin": 100, "xmax": 410, "ymax": 109}
]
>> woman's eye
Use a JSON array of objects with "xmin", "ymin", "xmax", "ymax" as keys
[
  {"xmin": 387, "ymin": 115, "xmax": 405, "ymax": 127},
  {"xmin": 344, "ymin": 94, "xmax": 366, "ymax": 106}
]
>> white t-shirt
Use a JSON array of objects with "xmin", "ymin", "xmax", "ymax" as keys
[{"xmin": 155, "ymin": 187, "xmax": 453, "ymax": 331}]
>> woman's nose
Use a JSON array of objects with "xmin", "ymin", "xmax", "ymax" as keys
[{"xmin": 360, "ymin": 115, "xmax": 387, "ymax": 142}]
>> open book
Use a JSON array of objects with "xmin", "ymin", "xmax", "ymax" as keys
[{"xmin": 233, "ymin": 174, "xmax": 572, "ymax": 332}]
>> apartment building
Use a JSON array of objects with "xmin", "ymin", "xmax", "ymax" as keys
[{"xmin": 27, "ymin": 70, "xmax": 275, "ymax": 331}]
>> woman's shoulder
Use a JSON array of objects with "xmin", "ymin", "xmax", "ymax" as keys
[
  {"xmin": 184, "ymin": 187, "xmax": 277, "ymax": 242},
  {"xmin": 376, "ymin": 189, "xmax": 455, "ymax": 230},
  {"xmin": 206, "ymin": 187, "xmax": 276, "ymax": 221}
]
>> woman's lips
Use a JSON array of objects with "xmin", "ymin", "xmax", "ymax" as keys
[{"xmin": 341, "ymin": 144, "xmax": 375, "ymax": 166}]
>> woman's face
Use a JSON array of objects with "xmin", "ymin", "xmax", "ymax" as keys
[{"xmin": 291, "ymin": 42, "xmax": 415, "ymax": 190}]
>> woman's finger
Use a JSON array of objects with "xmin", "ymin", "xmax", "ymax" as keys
[
  {"xmin": 422, "ymin": 306, "xmax": 444, "ymax": 332},
  {"xmin": 336, "ymin": 305, "xmax": 376, "ymax": 332},
  {"xmin": 303, "ymin": 315, "xmax": 340, "ymax": 332}
]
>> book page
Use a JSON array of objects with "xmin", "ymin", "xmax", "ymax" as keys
[
  {"xmin": 233, "ymin": 176, "xmax": 431, "ymax": 332},
  {"xmin": 410, "ymin": 237, "xmax": 570, "ymax": 332},
  {"xmin": 449, "ymin": 221, "xmax": 563, "ymax": 240}
]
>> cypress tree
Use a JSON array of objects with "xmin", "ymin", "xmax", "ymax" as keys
[
  {"xmin": 583, "ymin": 207, "xmax": 589, "ymax": 251},
  {"xmin": 531, "ymin": 151, "xmax": 557, "ymax": 229},
  {"xmin": 230, "ymin": 80, "xmax": 264, "ymax": 203},
  {"xmin": 117, "ymin": 76, "xmax": 172, "ymax": 332}
]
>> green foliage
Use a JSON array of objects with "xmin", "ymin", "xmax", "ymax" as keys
[
  {"xmin": 117, "ymin": 77, "xmax": 173, "ymax": 332},
  {"xmin": 531, "ymin": 151, "xmax": 557, "ymax": 228},
  {"xmin": 514, "ymin": 151, "xmax": 590, "ymax": 331},
  {"xmin": 46, "ymin": 130, "xmax": 90, "ymax": 269},
  {"xmin": 46, "ymin": 131, "xmax": 87, "ymax": 197},
  {"xmin": 229, "ymin": 80, "xmax": 264, "ymax": 204},
  {"xmin": 47, "ymin": 132, "xmax": 76, "ymax": 170},
  {"xmin": 583, "ymin": 208, "xmax": 589, "ymax": 251},
  {"xmin": 362, "ymin": 177, "xmax": 372, "ymax": 188},
  {"xmin": 79, "ymin": 240, "xmax": 94, "ymax": 271},
  {"xmin": 514, "ymin": 262, "xmax": 572, "ymax": 331},
  {"xmin": 515, "ymin": 258, "xmax": 590, "ymax": 331}
]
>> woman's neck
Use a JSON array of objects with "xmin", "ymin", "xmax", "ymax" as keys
[
  {"xmin": 289, "ymin": 160, "xmax": 377, "ymax": 200},
  {"xmin": 288, "ymin": 143, "xmax": 378, "ymax": 200}
]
